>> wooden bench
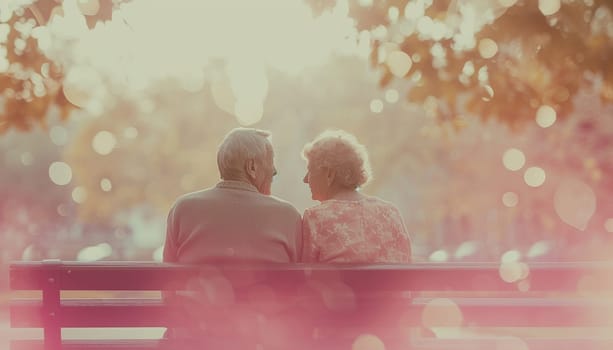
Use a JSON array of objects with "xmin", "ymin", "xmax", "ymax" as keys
[{"xmin": 9, "ymin": 260, "xmax": 613, "ymax": 350}]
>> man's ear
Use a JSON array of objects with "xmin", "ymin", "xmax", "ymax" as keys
[
  {"xmin": 325, "ymin": 167, "xmax": 336, "ymax": 186},
  {"xmin": 245, "ymin": 159, "xmax": 257, "ymax": 180}
]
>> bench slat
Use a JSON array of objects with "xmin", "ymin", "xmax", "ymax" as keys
[
  {"xmin": 10, "ymin": 340, "xmax": 160, "ymax": 350},
  {"xmin": 11, "ymin": 338, "xmax": 613, "ymax": 350},
  {"xmin": 411, "ymin": 338, "xmax": 613, "ymax": 350},
  {"xmin": 11, "ymin": 297, "xmax": 613, "ymax": 327},
  {"xmin": 11, "ymin": 261, "xmax": 613, "ymax": 291}
]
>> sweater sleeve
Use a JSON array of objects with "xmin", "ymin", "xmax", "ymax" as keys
[
  {"xmin": 301, "ymin": 209, "xmax": 320, "ymax": 262},
  {"xmin": 163, "ymin": 204, "xmax": 179, "ymax": 263},
  {"xmin": 293, "ymin": 209, "xmax": 304, "ymax": 263},
  {"xmin": 393, "ymin": 205, "xmax": 412, "ymax": 262}
]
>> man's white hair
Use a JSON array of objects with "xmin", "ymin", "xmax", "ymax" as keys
[{"xmin": 217, "ymin": 127, "xmax": 272, "ymax": 180}]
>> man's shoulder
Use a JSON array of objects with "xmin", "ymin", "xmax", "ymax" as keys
[
  {"xmin": 172, "ymin": 188, "xmax": 299, "ymax": 216},
  {"xmin": 172, "ymin": 188, "xmax": 215, "ymax": 208}
]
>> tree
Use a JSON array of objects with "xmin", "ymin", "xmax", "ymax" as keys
[
  {"xmin": 0, "ymin": 6, "xmax": 70, "ymax": 132},
  {"xmin": 311, "ymin": 0, "xmax": 613, "ymax": 127},
  {"xmin": 4, "ymin": 0, "xmax": 612, "ymax": 131},
  {"xmin": 0, "ymin": 0, "xmax": 118, "ymax": 133}
]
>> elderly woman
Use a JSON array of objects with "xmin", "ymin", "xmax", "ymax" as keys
[{"xmin": 301, "ymin": 130, "xmax": 412, "ymax": 263}]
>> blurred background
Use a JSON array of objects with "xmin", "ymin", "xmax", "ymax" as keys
[{"xmin": 1, "ymin": 1, "xmax": 613, "ymax": 339}]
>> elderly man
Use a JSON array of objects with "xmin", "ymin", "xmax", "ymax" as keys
[{"xmin": 163, "ymin": 127, "xmax": 302, "ymax": 264}]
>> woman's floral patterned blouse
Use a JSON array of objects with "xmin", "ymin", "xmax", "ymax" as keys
[{"xmin": 302, "ymin": 197, "xmax": 412, "ymax": 263}]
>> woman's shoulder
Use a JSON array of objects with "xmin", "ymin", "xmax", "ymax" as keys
[
  {"xmin": 304, "ymin": 200, "xmax": 341, "ymax": 213},
  {"xmin": 304, "ymin": 196, "xmax": 398, "ymax": 219},
  {"xmin": 303, "ymin": 200, "xmax": 355, "ymax": 220},
  {"xmin": 351, "ymin": 195, "xmax": 398, "ymax": 210}
]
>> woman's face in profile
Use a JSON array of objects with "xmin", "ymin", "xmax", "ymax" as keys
[{"xmin": 303, "ymin": 161, "xmax": 329, "ymax": 201}]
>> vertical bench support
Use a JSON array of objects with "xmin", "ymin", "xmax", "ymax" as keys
[{"xmin": 42, "ymin": 260, "xmax": 61, "ymax": 350}]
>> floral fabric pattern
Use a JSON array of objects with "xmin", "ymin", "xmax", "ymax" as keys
[{"xmin": 302, "ymin": 197, "xmax": 411, "ymax": 263}]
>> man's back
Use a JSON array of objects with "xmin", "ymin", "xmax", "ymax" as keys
[{"xmin": 163, "ymin": 180, "xmax": 302, "ymax": 263}]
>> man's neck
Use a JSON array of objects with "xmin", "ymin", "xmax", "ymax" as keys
[
  {"xmin": 218, "ymin": 179, "xmax": 259, "ymax": 193},
  {"xmin": 222, "ymin": 174, "xmax": 250, "ymax": 184},
  {"xmin": 221, "ymin": 175, "xmax": 259, "ymax": 190}
]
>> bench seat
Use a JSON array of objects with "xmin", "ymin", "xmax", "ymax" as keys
[{"xmin": 10, "ymin": 260, "xmax": 613, "ymax": 350}]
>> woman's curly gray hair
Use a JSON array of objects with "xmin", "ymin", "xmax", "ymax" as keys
[{"xmin": 302, "ymin": 130, "xmax": 372, "ymax": 189}]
